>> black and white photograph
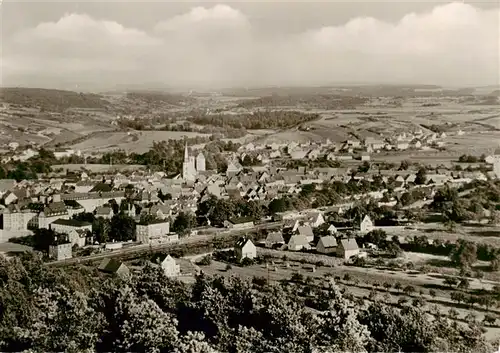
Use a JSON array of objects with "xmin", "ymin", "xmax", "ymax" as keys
[{"xmin": 1, "ymin": 0, "xmax": 500, "ymax": 352}]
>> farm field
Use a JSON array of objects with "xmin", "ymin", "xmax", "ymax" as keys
[
  {"xmin": 411, "ymin": 223, "xmax": 500, "ymax": 248},
  {"xmin": 69, "ymin": 130, "xmax": 211, "ymax": 153},
  {"xmin": 52, "ymin": 163, "xmax": 146, "ymax": 173}
]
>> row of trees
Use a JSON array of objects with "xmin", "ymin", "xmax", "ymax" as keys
[
  {"xmin": 0, "ymin": 253, "xmax": 493, "ymax": 352},
  {"xmin": 73, "ymin": 212, "xmax": 136, "ymax": 244}
]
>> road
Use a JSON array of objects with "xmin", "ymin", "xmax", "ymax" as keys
[{"xmin": 45, "ymin": 221, "xmax": 283, "ymax": 267}]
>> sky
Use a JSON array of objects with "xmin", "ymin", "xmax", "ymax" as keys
[{"xmin": 1, "ymin": 1, "xmax": 499, "ymax": 91}]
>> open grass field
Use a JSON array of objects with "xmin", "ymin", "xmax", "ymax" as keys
[
  {"xmin": 412, "ymin": 223, "xmax": 500, "ymax": 248},
  {"xmin": 52, "ymin": 163, "xmax": 146, "ymax": 173},
  {"xmin": 69, "ymin": 130, "xmax": 211, "ymax": 153}
]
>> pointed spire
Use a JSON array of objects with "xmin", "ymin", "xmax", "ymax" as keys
[{"xmin": 184, "ymin": 142, "xmax": 189, "ymax": 160}]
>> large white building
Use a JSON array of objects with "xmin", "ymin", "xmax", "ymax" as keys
[
  {"xmin": 2, "ymin": 205, "xmax": 37, "ymax": 231},
  {"xmin": 136, "ymin": 220, "xmax": 178, "ymax": 244},
  {"xmin": 50, "ymin": 219, "xmax": 92, "ymax": 235}
]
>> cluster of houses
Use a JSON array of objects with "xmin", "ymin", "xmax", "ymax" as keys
[
  {"xmin": 226, "ymin": 213, "xmax": 370, "ymax": 265},
  {"xmin": 261, "ymin": 212, "xmax": 370, "ymax": 260},
  {"xmin": 231, "ymin": 131, "xmax": 453, "ymax": 165}
]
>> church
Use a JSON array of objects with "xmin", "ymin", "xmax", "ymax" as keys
[{"xmin": 182, "ymin": 143, "xmax": 205, "ymax": 181}]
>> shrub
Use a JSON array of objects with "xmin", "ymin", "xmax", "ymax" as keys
[
  {"xmin": 240, "ymin": 257, "xmax": 254, "ymax": 267},
  {"xmin": 196, "ymin": 255, "xmax": 212, "ymax": 266},
  {"xmin": 252, "ymin": 276, "xmax": 267, "ymax": 287},
  {"xmin": 291, "ymin": 272, "xmax": 304, "ymax": 283}
]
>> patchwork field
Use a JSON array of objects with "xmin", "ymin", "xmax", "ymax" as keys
[
  {"xmin": 52, "ymin": 163, "xmax": 146, "ymax": 173},
  {"xmin": 70, "ymin": 131, "xmax": 211, "ymax": 153}
]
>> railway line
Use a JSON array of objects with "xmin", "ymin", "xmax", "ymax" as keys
[{"xmin": 46, "ymin": 221, "xmax": 283, "ymax": 267}]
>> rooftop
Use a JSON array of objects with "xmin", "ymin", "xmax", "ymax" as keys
[{"xmin": 51, "ymin": 218, "xmax": 91, "ymax": 227}]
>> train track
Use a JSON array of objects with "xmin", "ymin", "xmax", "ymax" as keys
[{"xmin": 45, "ymin": 221, "xmax": 283, "ymax": 267}]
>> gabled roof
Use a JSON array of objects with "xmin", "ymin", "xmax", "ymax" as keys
[
  {"xmin": 43, "ymin": 202, "xmax": 67, "ymax": 216},
  {"xmin": 0, "ymin": 179, "xmax": 16, "ymax": 192},
  {"xmin": 98, "ymin": 258, "xmax": 126, "ymax": 273},
  {"xmin": 288, "ymin": 234, "xmax": 309, "ymax": 246},
  {"xmin": 318, "ymin": 236, "xmax": 337, "ymax": 248},
  {"xmin": 297, "ymin": 225, "xmax": 314, "ymax": 238},
  {"xmin": 266, "ymin": 231, "xmax": 284, "ymax": 243},
  {"xmin": 235, "ymin": 237, "xmax": 254, "ymax": 249},
  {"xmin": 361, "ymin": 215, "xmax": 372, "ymax": 223},
  {"xmin": 90, "ymin": 183, "xmax": 113, "ymax": 193},
  {"xmin": 51, "ymin": 218, "xmax": 91, "ymax": 227},
  {"xmin": 63, "ymin": 199, "xmax": 83, "ymax": 209},
  {"xmin": 151, "ymin": 253, "xmax": 176, "ymax": 265},
  {"xmin": 309, "ymin": 212, "xmax": 323, "ymax": 222},
  {"xmin": 339, "ymin": 238, "xmax": 359, "ymax": 251}
]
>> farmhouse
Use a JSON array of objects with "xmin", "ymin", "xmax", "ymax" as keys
[
  {"xmin": 152, "ymin": 254, "xmax": 180, "ymax": 277},
  {"xmin": 98, "ymin": 258, "xmax": 130, "ymax": 278},
  {"xmin": 316, "ymin": 236, "xmax": 337, "ymax": 254},
  {"xmin": 287, "ymin": 234, "xmax": 310, "ymax": 251},
  {"xmin": 337, "ymin": 238, "xmax": 360, "ymax": 259},
  {"xmin": 360, "ymin": 215, "xmax": 374, "ymax": 234},
  {"xmin": 234, "ymin": 238, "xmax": 256, "ymax": 261},
  {"xmin": 265, "ymin": 231, "xmax": 285, "ymax": 248},
  {"xmin": 297, "ymin": 225, "xmax": 314, "ymax": 242}
]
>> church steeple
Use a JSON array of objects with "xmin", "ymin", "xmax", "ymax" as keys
[{"xmin": 184, "ymin": 142, "xmax": 189, "ymax": 160}]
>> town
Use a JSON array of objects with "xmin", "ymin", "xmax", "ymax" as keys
[
  {"xmin": 2, "ymin": 0, "xmax": 500, "ymax": 351},
  {"xmin": 1, "ymin": 105, "xmax": 500, "ymax": 348}
]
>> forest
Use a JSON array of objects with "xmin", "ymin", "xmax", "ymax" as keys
[
  {"xmin": 0, "ymin": 88, "xmax": 108, "ymax": 111},
  {"xmin": 0, "ymin": 253, "xmax": 492, "ymax": 353},
  {"xmin": 188, "ymin": 110, "xmax": 320, "ymax": 130}
]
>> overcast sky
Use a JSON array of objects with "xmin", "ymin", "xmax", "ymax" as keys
[{"xmin": 1, "ymin": 1, "xmax": 499, "ymax": 91}]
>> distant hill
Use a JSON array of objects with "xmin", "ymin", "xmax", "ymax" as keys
[
  {"xmin": 0, "ymin": 87, "xmax": 109, "ymax": 111},
  {"xmin": 236, "ymin": 94, "xmax": 368, "ymax": 110},
  {"xmin": 125, "ymin": 91, "xmax": 197, "ymax": 106}
]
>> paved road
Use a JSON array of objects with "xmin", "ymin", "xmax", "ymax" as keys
[{"xmin": 45, "ymin": 221, "xmax": 283, "ymax": 267}]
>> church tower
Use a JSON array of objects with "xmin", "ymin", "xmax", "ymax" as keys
[
  {"xmin": 493, "ymin": 147, "xmax": 500, "ymax": 179},
  {"xmin": 182, "ymin": 143, "xmax": 196, "ymax": 181}
]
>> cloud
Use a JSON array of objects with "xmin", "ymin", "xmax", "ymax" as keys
[
  {"xmin": 154, "ymin": 4, "xmax": 249, "ymax": 32},
  {"xmin": 3, "ymin": 13, "xmax": 161, "ymax": 83},
  {"xmin": 2, "ymin": 2, "xmax": 499, "ymax": 89}
]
